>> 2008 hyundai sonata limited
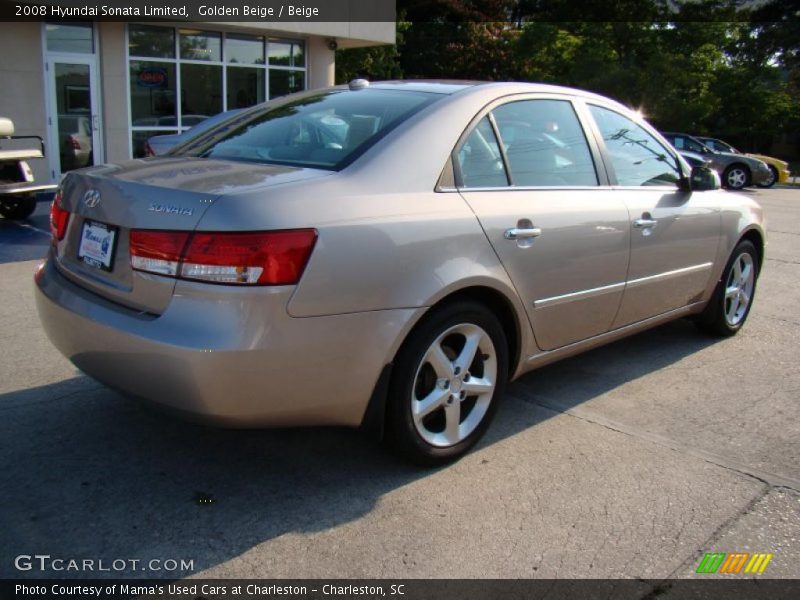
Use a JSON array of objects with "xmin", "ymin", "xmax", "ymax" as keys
[{"xmin": 35, "ymin": 80, "xmax": 764, "ymax": 464}]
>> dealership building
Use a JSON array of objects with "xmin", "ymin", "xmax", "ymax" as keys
[{"xmin": 0, "ymin": 19, "xmax": 394, "ymax": 183}]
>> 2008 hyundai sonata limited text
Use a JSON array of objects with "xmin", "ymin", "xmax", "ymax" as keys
[{"xmin": 35, "ymin": 81, "xmax": 764, "ymax": 465}]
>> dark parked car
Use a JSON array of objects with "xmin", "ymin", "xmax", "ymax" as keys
[
  {"xmin": 679, "ymin": 150, "xmax": 712, "ymax": 169},
  {"xmin": 662, "ymin": 132, "xmax": 771, "ymax": 190},
  {"xmin": 695, "ymin": 136, "xmax": 790, "ymax": 188}
]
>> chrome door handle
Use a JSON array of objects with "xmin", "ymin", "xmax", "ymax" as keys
[
  {"xmin": 504, "ymin": 227, "xmax": 542, "ymax": 240},
  {"xmin": 633, "ymin": 218, "xmax": 658, "ymax": 228}
]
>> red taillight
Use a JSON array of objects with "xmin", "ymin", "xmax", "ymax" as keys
[
  {"xmin": 67, "ymin": 136, "xmax": 81, "ymax": 150},
  {"xmin": 143, "ymin": 141, "xmax": 155, "ymax": 157},
  {"xmin": 129, "ymin": 231, "xmax": 190, "ymax": 277},
  {"xmin": 49, "ymin": 191, "xmax": 70, "ymax": 241},
  {"xmin": 130, "ymin": 229, "xmax": 317, "ymax": 286}
]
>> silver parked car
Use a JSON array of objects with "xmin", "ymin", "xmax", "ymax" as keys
[
  {"xmin": 661, "ymin": 132, "xmax": 771, "ymax": 190},
  {"xmin": 35, "ymin": 81, "xmax": 764, "ymax": 465}
]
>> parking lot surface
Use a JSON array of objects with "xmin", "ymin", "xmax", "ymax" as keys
[{"xmin": 0, "ymin": 188, "xmax": 798, "ymax": 580}]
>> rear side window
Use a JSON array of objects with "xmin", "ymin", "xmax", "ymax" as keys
[
  {"xmin": 176, "ymin": 88, "xmax": 441, "ymax": 170},
  {"xmin": 590, "ymin": 106, "xmax": 681, "ymax": 187},
  {"xmin": 492, "ymin": 99, "xmax": 598, "ymax": 186},
  {"xmin": 456, "ymin": 117, "xmax": 509, "ymax": 188}
]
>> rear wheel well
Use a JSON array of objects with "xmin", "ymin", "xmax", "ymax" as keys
[
  {"xmin": 425, "ymin": 286, "xmax": 522, "ymax": 378},
  {"xmin": 361, "ymin": 285, "xmax": 523, "ymax": 440}
]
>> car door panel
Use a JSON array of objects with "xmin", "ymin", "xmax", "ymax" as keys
[
  {"xmin": 461, "ymin": 189, "xmax": 630, "ymax": 350},
  {"xmin": 455, "ymin": 98, "xmax": 631, "ymax": 351},
  {"xmin": 584, "ymin": 104, "xmax": 722, "ymax": 328},
  {"xmin": 612, "ymin": 190, "xmax": 720, "ymax": 326}
]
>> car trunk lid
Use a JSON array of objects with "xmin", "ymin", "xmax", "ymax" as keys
[{"xmin": 54, "ymin": 157, "xmax": 326, "ymax": 314}]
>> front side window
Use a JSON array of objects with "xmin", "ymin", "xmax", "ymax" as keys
[
  {"xmin": 590, "ymin": 106, "xmax": 681, "ymax": 187},
  {"xmin": 176, "ymin": 89, "xmax": 441, "ymax": 170},
  {"xmin": 492, "ymin": 99, "xmax": 598, "ymax": 186}
]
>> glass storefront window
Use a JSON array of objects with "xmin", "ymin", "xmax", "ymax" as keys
[
  {"xmin": 129, "ymin": 24, "xmax": 175, "ymax": 58},
  {"xmin": 227, "ymin": 68, "xmax": 265, "ymax": 109},
  {"xmin": 180, "ymin": 30, "xmax": 221, "ymax": 61},
  {"xmin": 128, "ymin": 26, "xmax": 305, "ymax": 157},
  {"xmin": 180, "ymin": 64, "xmax": 222, "ymax": 125},
  {"xmin": 268, "ymin": 40, "xmax": 304, "ymax": 67},
  {"xmin": 129, "ymin": 61, "xmax": 176, "ymax": 124},
  {"xmin": 227, "ymin": 34, "xmax": 265, "ymax": 65},
  {"xmin": 269, "ymin": 70, "xmax": 304, "ymax": 99},
  {"xmin": 46, "ymin": 23, "xmax": 94, "ymax": 53}
]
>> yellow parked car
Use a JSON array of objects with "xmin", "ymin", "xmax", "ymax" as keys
[{"xmin": 697, "ymin": 136, "xmax": 791, "ymax": 188}]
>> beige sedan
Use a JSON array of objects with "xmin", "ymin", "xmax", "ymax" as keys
[{"xmin": 35, "ymin": 81, "xmax": 764, "ymax": 465}]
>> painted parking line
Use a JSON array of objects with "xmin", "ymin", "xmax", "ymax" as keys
[
  {"xmin": 14, "ymin": 222, "xmax": 50, "ymax": 237},
  {"xmin": 0, "ymin": 197, "xmax": 53, "ymax": 263}
]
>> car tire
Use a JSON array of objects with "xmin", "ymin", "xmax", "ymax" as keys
[
  {"xmin": 385, "ymin": 300, "xmax": 508, "ymax": 466},
  {"xmin": 756, "ymin": 166, "xmax": 778, "ymax": 189},
  {"xmin": 723, "ymin": 164, "xmax": 750, "ymax": 190},
  {"xmin": 0, "ymin": 194, "xmax": 37, "ymax": 220},
  {"xmin": 696, "ymin": 240, "xmax": 758, "ymax": 337}
]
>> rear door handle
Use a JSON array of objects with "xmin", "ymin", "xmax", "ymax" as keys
[
  {"xmin": 504, "ymin": 227, "xmax": 542, "ymax": 240},
  {"xmin": 633, "ymin": 218, "xmax": 657, "ymax": 228}
]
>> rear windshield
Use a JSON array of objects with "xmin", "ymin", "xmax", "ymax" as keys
[{"xmin": 174, "ymin": 88, "xmax": 442, "ymax": 170}]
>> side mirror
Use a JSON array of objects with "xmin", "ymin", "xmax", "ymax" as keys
[{"xmin": 690, "ymin": 166, "xmax": 720, "ymax": 191}]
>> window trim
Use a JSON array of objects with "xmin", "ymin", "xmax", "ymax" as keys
[
  {"xmin": 486, "ymin": 112, "xmax": 512, "ymax": 186},
  {"xmin": 448, "ymin": 92, "xmax": 610, "ymax": 191},
  {"xmin": 452, "ymin": 115, "xmax": 510, "ymax": 189}
]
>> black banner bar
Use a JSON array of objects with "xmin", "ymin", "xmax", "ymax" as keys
[
  {"xmin": 1, "ymin": 0, "xmax": 397, "ymax": 22},
  {"xmin": 2, "ymin": 579, "xmax": 800, "ymax": 600}
]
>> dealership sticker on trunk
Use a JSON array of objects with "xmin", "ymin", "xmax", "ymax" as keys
[{"xmin": 78, "ymin": 220, "xmax": 117, "ymax": 271}]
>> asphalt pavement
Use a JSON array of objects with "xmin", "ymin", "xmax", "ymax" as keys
[
  {"xmin": 0, "ymin": 194, "xmax": 52, "ymax": 263},
  {"xmin": 0, "ymin": 187, "xmax": 798, "ymax": 582}
]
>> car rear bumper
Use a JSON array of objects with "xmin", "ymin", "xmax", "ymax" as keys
[{"xmin": 34, "ymin": 256, "xmax": 417, "ymax": 427}]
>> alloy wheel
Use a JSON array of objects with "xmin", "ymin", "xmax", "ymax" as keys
[
  {"xmin": 724, "ymin": 252, "xmax": 755, "ymax": 327},
  {"xmin": 760, "ymin": 167, "xmax": 777, "ymax": 188},
  {"xmin": 411, "ymin": 323, "xmax": 497, "ymax": 447},
  {"xmin": 726, "ymin": 167, "xmax": 747, "ymax": 189}
]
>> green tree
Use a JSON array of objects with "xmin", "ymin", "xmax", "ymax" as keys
[{"xmin": 341, "ymin": 0, "xmax": 799, "ymax": 157}]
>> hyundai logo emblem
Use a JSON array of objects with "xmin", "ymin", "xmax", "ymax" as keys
[{"xmin": 83, "ymin": 189, "xmax": 101, "ymax": 208}]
